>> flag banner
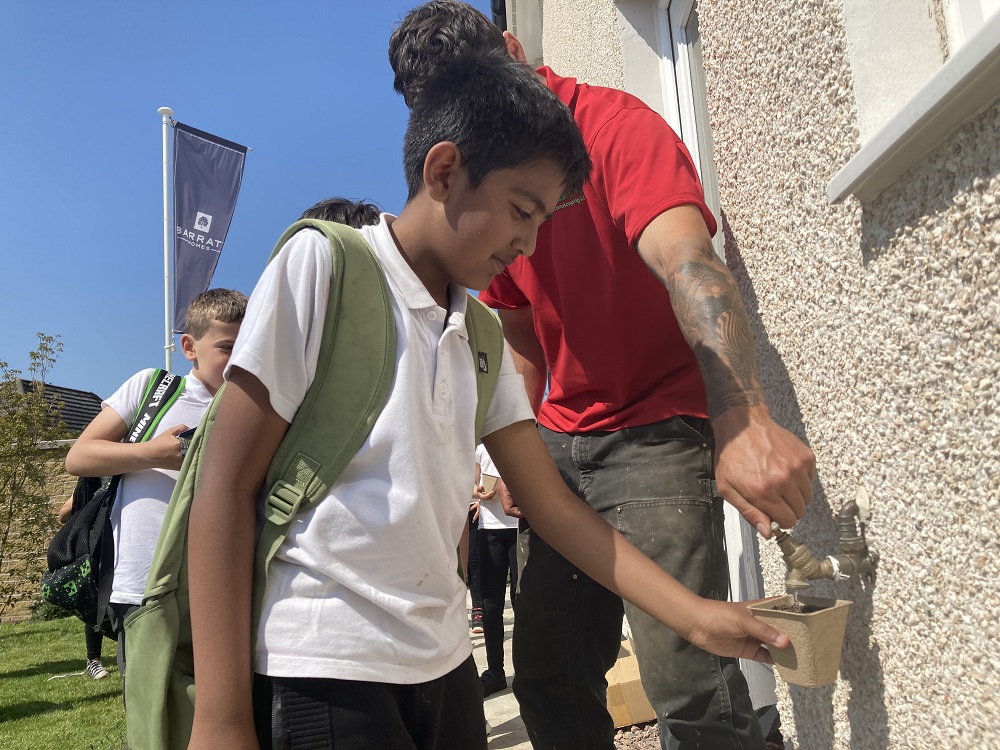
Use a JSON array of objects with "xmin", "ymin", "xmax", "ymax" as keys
[{"xmin": 172, "ymin": 122, "xmax": 247, "ymax": 332}]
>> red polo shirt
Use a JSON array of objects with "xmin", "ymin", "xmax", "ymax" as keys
[{"xmin": 480, "ymin": 67, "xmax": 717, "ymax": 433}]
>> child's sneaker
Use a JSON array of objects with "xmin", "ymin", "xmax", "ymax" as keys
[
  {"xmin": 86, "ymin": 659, "xmax": 110, "ymax": 680},
  {"xmin": 471, "ymin": 608, "xmax": 484, "ymax": 634},
  {"xmin": 480, "ymin": 669, "xmax": 507, "ymax": 698}
]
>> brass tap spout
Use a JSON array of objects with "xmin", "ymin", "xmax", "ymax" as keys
[
  {"xmin": 834, "ymin": 499, "xmax": 879, "ymax": 585},
  {"xmin": 769, "ymin": 498, "xmax": 879, "ymax": 592},
  {"xmin": 770, "ymin": 523, "xmax": 835, "ymax": 590}
]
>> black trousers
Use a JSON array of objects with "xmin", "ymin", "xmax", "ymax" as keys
[
  {"xmin": 85, "ymin": 624, "xmax": 105, "ymax": 661},
  {"xmin": 108, "ymin": 601, "xmax": 139, "ymax": 701},
  {"xmin": 467, "ymin": 509, "xmax": 482, "ymax": 610},
  {"xmin": 253, "ymin": 655, "xmax": 487, "ymax": 750},
  {"xmin": 478, "ymin": 526, "xmax": 517, "ymax": 674}
]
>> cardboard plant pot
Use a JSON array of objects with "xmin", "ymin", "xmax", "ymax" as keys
[
  {"xmin": 479, "ymin": 474, "xmax": 500, "ymax": 493},
  {"xmin": 749, "ymin": 595, "xmax": 851, "ymax": 688}
]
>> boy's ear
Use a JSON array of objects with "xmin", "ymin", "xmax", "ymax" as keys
[
  {"xmin": 503, "ymin": 31, "xmax": 528, "ymax": 64},
  {"xmin": 179, "ymin": 333, "xmax": 197, "ymax": 363},
  {"xmin": 423, "ymin": 141, "xmax": 463, "ymax": 204}
]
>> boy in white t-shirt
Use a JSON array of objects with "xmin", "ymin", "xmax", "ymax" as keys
[
  {"xmin": 65, "ymin": 289, "xmax": 247, "ymax": 692},
  {"xmin": 186, "ymin": 51, "xmax": 789, "ymax": 750}
]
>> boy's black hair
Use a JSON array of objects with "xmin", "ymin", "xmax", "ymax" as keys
[
  {"xmin": 389, "ymin": 1, "xmax": 506, "ymax": 108},
  {"xmin": 300, "ymin": 198, "xmax": 382, "ymax": 228},
  {"xmin": 402, "ymin": 49, "xmax": 591, "ymax": 201},
  {"xmin": 183, "ymin": 288, "xmax": 248, "ymax": 339}
]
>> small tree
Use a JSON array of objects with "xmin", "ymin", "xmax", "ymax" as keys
[{"xmin": 0, "ymin": 333, "xmax": 66, "ymax": 617}]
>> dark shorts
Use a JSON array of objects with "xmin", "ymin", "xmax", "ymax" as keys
[{"xmin": 252, "ymin": 655, "xmax": 487, "ymax": 750}]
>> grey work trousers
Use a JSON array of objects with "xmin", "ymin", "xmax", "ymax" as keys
[{"xmin": 512, "ymin": 418, "xmax": 764, "ymax": 750}]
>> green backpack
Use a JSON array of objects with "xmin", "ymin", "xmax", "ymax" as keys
[{"xmin": 123, "ymin": 220, "xmax": 504, "ymax": 750}]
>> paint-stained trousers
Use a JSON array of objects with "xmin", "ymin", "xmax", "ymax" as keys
[{"xmin": 512, "ymin": 418, "xmax": 765, "ymax": 750}]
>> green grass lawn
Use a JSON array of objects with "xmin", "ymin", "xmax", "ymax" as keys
[{"xmin": 0, "ymin": 616, "xmax": 125, "ymax": 750}]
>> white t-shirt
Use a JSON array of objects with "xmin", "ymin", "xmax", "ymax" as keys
[
  {"xmin": 227, "ymin": 216, "xmax": 534, "ymax": 684},
  {"xmin": 476, "ymin": 443, "xmax": 518, "ymax": 531},
  {"xmin": 104, "ymin": 369, "xmax": 213, "ymax": 605}
]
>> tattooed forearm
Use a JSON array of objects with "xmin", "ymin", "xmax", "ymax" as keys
[{"xmin": 665, "ymin": 258, "xmax": 764, "ymax": 418}]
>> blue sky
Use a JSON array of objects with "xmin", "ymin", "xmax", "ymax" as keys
[{"xmin": 0, "ymin": 0, "xmax": 492, "ymax": 399}]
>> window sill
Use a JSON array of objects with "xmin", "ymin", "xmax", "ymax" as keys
[{"xmin": 828, "ymin": 12, "xmax": 1000, "ymax": 203}]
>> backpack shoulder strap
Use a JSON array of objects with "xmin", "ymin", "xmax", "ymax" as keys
[
  {"xmin": 143, "ymin": 221, "xmax": 396, "ymax": 624},
  {"xmin": 126, "ymin": 369, "xmax": 185, "ymax": 444},
  {"xmin": 464, "ymin": 294, "xmax": 504, "ymax": 442},
  {"xmin": 103, "ymin": 368, "xmax": 183, "ymax": 517},
  {"xmin": 251, "ymin": 219, "xmax": 397, "ymax": 632}
]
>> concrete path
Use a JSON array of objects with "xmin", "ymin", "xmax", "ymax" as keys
[{"xmin": 469, "ymin": 597, "xmax": 532, "ymax": 749}]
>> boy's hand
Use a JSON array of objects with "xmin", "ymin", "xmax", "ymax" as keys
[
  {"xmin": 684, "ymin": 598, "xmax": 790, "ymax": 663},
  {"xmin": 143, "ymin": 424, "xmax": 191, "ymax": 471},
  {"xmin": 472, "ymin": 484, "xmax": 496, "ymax": 501},
  {"xmin": 470, "ymin": 501, "xmax": 481, "ymax": 523}
]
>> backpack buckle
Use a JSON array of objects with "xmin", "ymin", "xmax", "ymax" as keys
[{"xmin": 264, "ymin": 480, "xmax": 306, "ymax": 525}]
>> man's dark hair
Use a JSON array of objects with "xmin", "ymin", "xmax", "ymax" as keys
[
  {"xmin": 402, "ymin": 50, "xmax": 591, "ymax": 201},
  {"xmin": 389, "ymin": 0, "xmax": 506, "ymax": 107},
  {"xmin": 300, "ymin": 198, "xmax": 382, "ymax": 228}
]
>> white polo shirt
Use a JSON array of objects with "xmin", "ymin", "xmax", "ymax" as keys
[
  {"xmin": 104, "ymin": 369, "xmax": 213, "ymax": 605},
  {"xmin": 476, "ymin": 443, "xmax": 519, "ymax": 531},
  {"xmin": 227, "ymin": 216, "xmax": 534, "ymax": 684}
]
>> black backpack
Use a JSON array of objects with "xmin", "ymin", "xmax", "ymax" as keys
[{"xmin": 41, "ymin": 370, "xmax": 184, "ymax": 633}]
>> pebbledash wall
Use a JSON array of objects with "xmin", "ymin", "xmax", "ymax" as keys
[{"xmin": 517, "ymin": 0, "xmax": 999, "ymax": 746}]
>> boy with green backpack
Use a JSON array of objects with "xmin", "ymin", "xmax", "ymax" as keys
[
  {"xmin": 132, "ymin": 51, "xmax": 787, "ymax": 750},
  {"xmin": 64, "ymin": 289, "xmax": 246, "ymax": 696}
]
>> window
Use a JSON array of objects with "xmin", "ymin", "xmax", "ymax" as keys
[
  {"xmin": 654, "ymin": 0, "xmax": 724, "ymax": 258},
  {"xmin": 949, "ymin": 0, "xmax": 1000, "ymax": 49},
  {"xmin": 649, "ymin": 0, "xmax": 777, "ymax": 711},
  {"xmin": 829, "ymin": 7, "xmax": 1000, "ymax": 201}
]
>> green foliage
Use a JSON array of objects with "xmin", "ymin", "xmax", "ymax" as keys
[
  {"xmin": 0, "ymin": 333, "xmax": 67, "ymax": 618},
  {"xmin": 0, "ymin": 617, "xmax": 125, "ymax": 749},
  {"xmin": 30, "ymin": 597, "xmax": 74, "ymax": 623}
]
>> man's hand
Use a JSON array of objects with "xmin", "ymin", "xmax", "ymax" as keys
[
  {"xmin": 469, "ymin": 501, "xmax": 481, "ymax": 523},
  {"xmin": 713, "ymin": 405, "xmax": 815, "ymax": 535}
]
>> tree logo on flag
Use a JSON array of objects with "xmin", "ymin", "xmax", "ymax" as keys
[{"xmin": 195, "ymin": 212, "xmax": 213, "ymax": 231}]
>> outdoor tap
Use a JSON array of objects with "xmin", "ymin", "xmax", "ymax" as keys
[
  {"xmin": 832, "ymin": 498, "xmax": 879, "ymax": 585},
  {"xmin": 769, "ymin": 500, "xmax": 879, "ymax": 593},
  {"xmin": 770, "ymin": 522, "xmax": 835, "ymax": 591}
]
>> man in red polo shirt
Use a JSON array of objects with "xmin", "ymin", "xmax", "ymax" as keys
[{"xmin": 390, "ymin": 4, "xmax": 815, "ymax": 749}]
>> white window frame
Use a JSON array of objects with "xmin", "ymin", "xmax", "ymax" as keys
[
  {"xmin": 504, "ymin": 0, "xmax": 544, "ymax": 68},
  {"xmin": 639, "ymin": 2, "xmax": 778, "ymax": 712},
  {"xmin": 828, "ymin": 10, "xmax": 1000, "ymax": 203},
  {"xmin": 653, "ymin": 0, "xmax": 723, "ymax": 258},
  {"xmin": 957, "ymin": 0, "xmax": 1000, "ymax": 41}
]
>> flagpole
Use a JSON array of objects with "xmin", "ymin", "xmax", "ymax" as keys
[{"xmin": 159, "ymin": 106, "xmax": 174, "ymax": 371}]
